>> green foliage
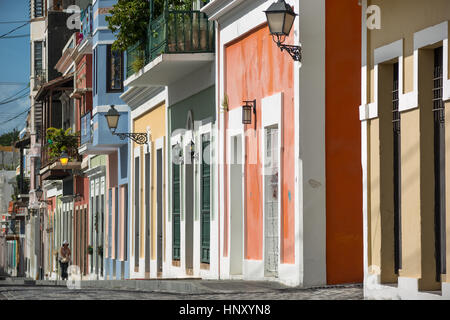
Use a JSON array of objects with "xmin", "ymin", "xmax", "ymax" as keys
[
  {"xmin": 106, "ymin": 0, "xmax": 209, "ymax": 52},
  {"xmin": 105, "ymin": 0, "xmax": 151, "ymax": 52},
  {"xmin": 132, "ymin": 55, "xmax": 145, "ymax": 73},
  {"xmin": 45, "ymin": 127, "xmax": 79, "ymax": 162},
  {"xmin": 0, "ymin": 130, "xmax": 19, "ymax": 147}
]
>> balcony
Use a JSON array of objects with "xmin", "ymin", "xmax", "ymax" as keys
[
  {"xmin": 33, "ymin": 69, "xmax": 47, "ymax": 91},
  {"xmin": 40, "ymin": 137, "xmax": 82, "ymax": 181},
  {"xmin": 125, "ymin": 10, "xmax": 214, "ymax": 87}
]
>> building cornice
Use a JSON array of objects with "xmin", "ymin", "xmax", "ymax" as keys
[{"xmin": 201, "ymin": 0, "xmax": 247, "ymax": 21}]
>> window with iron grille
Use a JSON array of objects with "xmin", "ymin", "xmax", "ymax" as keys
[
  {"xmin": 34, "ymin": 41, "xmax": 43, "ymax": 74},
  {"xmin": 172, "ymin": 162, "xmax": 181, "ymax": 260},
  {"xmin": 200, "ymin": 134, "xmax": 210, "ymax": 264},
  {"xmin": 392, "ymin": 62, "xmax": 402, "ymax": 274},
  {"xmin": 34, "ymin": 0, "xmax": 43, "ymax": 18},
  {"xmin": 433, "ymin": 46, "xmax": 446, "ymax": 282}
]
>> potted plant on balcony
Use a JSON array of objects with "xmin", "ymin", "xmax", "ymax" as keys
[
  {"xmin": 132, "ymin": 48, "xmax": 146, "ymax": 74},
  {"xmin": 45, "ymin": 127, "xmax": 79, "ymax": 164},
  {"xmin": 87, "ymin": 245, "xmax": 93, "ymax": 255}
]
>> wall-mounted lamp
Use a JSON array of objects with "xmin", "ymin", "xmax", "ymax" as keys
[
  {"xmin": 105, "ymin": 105, "xmax": 148, "ymax": 145},
  {"xmin": 189, "ymin": 140, "xmax": 199, "ymax": 161},
  {"xmin": 264, "ymin": 0, "xmax": 301, "ymax": 62},
  {"xmin": 35, "ymin": 186, "xmax": 52, "ymax": 205},
  {"xmin": 173, "ymin": 142, "xmax": 184, "ymax": 164},
  {"xmin": 242, "ymin": 100, "xmax": 256, "ymax": 125}
]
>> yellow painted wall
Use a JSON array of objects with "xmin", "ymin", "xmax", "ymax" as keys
[
  {"xmin": 133, "ymin": 103, "xmax": 166, "ymax": 261},
  {"xmin": 398, "ymin": 108, "xmax": 421, "ymax": 278},
  {"xmin": 369, "ymin": 118, "xmax": 381, "ymax": 271}
]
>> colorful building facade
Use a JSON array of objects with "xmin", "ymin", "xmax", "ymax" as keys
[
  {"xmin": 360, "ymin": 0, "xmax": 450, "ymax": 299},
  {"xmin": 203, "ymin": 0, "xmax": 362, "ymax": 286}
]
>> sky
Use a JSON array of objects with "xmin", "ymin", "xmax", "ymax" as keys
[{"xmin": 0, "ymin": 0, "xmax": 30, "ymax": 136}]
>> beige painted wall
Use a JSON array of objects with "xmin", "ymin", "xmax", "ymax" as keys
[
  {"xmin": 367, "ymin": 0, "xmax": 450, "ymax": 103},
  {"xmin": 133, "ymin": 103, "xmax": 166, "ymax": 261},
  {"xmin": 366, "ymin": 0, "xmax": 450, "ymax": 287},
  {"xmin": 369, "ymin": 118, "xmax": 381, "ymax": 271}
]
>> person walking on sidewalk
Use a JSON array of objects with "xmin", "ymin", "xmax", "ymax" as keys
[{"xmin": 59, "ymin": 241, "xmax": 71, "ymax": 280}]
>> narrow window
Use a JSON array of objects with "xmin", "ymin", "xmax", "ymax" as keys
[
  {"xmin": 34, "ymin": 0, "xmax": 43, "ymax": 18},
  {"xmin": 134, "ymin": 156, "xmax": 140, "ymax": 268},
  {"xmin": 106, "ymin": 45, "xmax": 124, "ymax": 92},
  {"xmin": 92, "ymin": 48, "xmax": 97, "ymax": 95},
  {"xmin": 34, "ymin": 41, "xmax": 43, "ymax": 78},
  {"xmin": 172, "ymin": 161, "xmax": 181, "ymax": 261},
  {"xmin": 115, "ymin": 187, "xmax": 119, "ymax": 260},
  {"xmin": 200, "ymin": 134, "xmax": 211, "ymax": 264},
  {"xmin": 123, "ymin": 185, "xmax": 128, "ymax": 260},
  {"xmin": 433, "ymin": 46, "xmax": 446, "ymax": 282},
  {"xmin": 392, "ymin": 62, "xmax": 402, "ymax": 275}
]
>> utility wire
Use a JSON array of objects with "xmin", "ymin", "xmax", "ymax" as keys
[
  {"xmin": 0, "ymin": 93, "xmax": 29, "ymax": 106},
  {"xmin": 0, "ymin": 20, "xmax": 30, "ymax": 24},
  {"xmin": 0, "ymin": 82, "xmax": 29, "ymax": 85},
  {"xmin": 0, "ymin": 108, "xmax": 30, "ymax": 125},
  {"xmin": 0, "ymin": 86, "xmax": 29, "ymax": 103},
  {"xmin": 0, "ymin": 34, "xmax": 30, "ymax": 39},
  {"xmin": 0, "ymin": 22, "xmax": 29, "ymax": 39}
]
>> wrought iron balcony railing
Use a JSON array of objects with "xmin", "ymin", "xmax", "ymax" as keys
[
  {"xmin": 126, "ymin": 10, "xmax": 214, "ymax": 79},
  {"xmin": 41, "ymin": 135, "xmax": 82, "ymax": 170},
  {"xmin": 33, "ymin": 69, "xmax": 47, "ymax": 91}
]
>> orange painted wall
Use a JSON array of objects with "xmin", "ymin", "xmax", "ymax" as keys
[
  {"xmin": 325, "ymin": 0, "xmax": 363, "ymax": 284},
  {"xmin": 225, "ymin": 24, "xmax": 295, "ymax": 262}
]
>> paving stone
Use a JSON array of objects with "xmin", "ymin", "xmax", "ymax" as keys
[{"xmin": 0, "ymin": 282, "xmax": 363, "ymax": 300}]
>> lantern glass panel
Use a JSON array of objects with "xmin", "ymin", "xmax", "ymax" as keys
[
  {"xmin": 266, "ymin": 12, "xmax": 285, "ymax": 35},
  {"xmin": 282, "ymin": 12, "xmax": 296, "ymax": 35},
  {"xmin": 242, "ymin": 106, "xmax": 252, "ymax": 124},
  {"xmin": 105, "ymin": 107, "xmax": 120, "ymax": 132}
]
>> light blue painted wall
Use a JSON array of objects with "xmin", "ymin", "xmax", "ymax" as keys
[
  {"xmin": 92, "ymin": 110, "xmax": 129, "ymax": 147},
  {"xmin": 92, "ymin": 0, "xmax": 130, "ymax": 280}
]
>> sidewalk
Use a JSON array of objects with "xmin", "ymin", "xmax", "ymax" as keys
[{"xmin": 0, "ymin": 276, "xmax": 362, "ymax": 295}]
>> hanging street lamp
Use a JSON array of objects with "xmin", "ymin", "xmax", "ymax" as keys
[
  {"xmin": 264, "ymin": 0, "xmax": 301, "ymax": 62},
  {"xmin": 104, "ymin": 105, "xmax": 148, "ymax": 145}
]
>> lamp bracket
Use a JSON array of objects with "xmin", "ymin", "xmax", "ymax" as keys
[
  {"xmin": 114, "ymin": 132, "xmax": 148, "ymax": 145},
  {"xmin": 278, "ymin": 43, "xmax": 302, "ymax": 62}
]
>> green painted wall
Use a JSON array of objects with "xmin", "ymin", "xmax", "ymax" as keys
[
  {"xmin": 169, "ymin": 86, "xmax": 215, "ymax": 133},
  {"xmin": 90, "ymin": 155, "xmax": 107, "ymax": 168}
]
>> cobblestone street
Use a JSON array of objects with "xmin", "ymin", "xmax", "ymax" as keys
[{"xmin": 0, "ymin": 283, "xmax": 363, "ymax": 300}]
